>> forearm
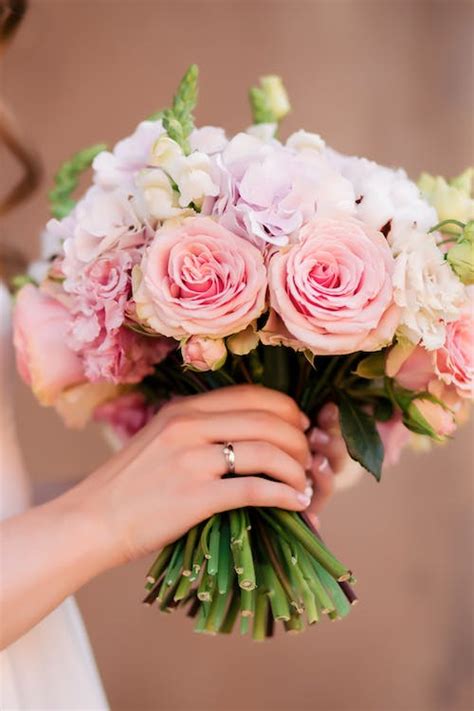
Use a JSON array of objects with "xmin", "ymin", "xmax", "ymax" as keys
[{"xmin": 0, "ymin": 483, "xmax": 112, "ymax": 649}]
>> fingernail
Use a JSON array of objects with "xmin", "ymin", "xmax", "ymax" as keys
[
  {"xmin": 296, "ymin": 492, "xmax": 311, "ymax": 507},
  {"xmin": 318, "ymin": 456, "xmax": 330, "ymax": 474},
  {"xmin": 310, "ymin": 428, "xmax": 330, "ymax": 446},
  {"xmin": 325, "ymin": 403, "xmax": 338, "ymax": 423},
  {"xmin": 300, "ymin": 412, "xmax": 311, "ymax": 430},
  {"xmin": 304, "ymin": 485, "xmax": 313, "ymax": 498},
  {"xmin": 308, "ymin": 512, "xmax": 321, "ymax": 530}
]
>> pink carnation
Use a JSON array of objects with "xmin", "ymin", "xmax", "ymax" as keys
[
  {"xmin": 266, "ymin": 217, "xmax": 400, "ymax": 355},
  {"xmin": 134, "ymin": 216, "xmax": 267, "ymax": 338},
  {"xmin": 79, "ymin": 326, "xmax": 173, "ymax": 384},
  {"xmin": 94, "ymin": 391, "xmax": 157, "ymax": 443},
  {"xmin": 435, "ymin": 308, "xmax": 474, "ymax": 399},
  {"xmin": 65, "ymin": 248, "xmax": 174, "ymax": 384}
]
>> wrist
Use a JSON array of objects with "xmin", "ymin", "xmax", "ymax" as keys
[{"xmin": 58, "ymin": 476, "xmax": 122, "ymax": 578}]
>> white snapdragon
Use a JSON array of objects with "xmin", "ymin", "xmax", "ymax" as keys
[
  {"xmin": 135, "ymin": 169, "xmax": 193, "ymax": 221},
  {"xmin": 286, "ymin": 130, "xmax": 325, "ymax": 153},
  {"xmin": 246, "ymin": 123, "xmax": 278, "ymax": 142},
  {"xmin": 389, "ymin": 223, "xmax": 465, "ymax": 349},
  {"xmin": 149, "ymin": 135, "xmax": 219, "ymax": 209}
]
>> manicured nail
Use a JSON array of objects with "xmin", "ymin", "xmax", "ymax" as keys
[
  {"xmin": 308, "ymin": 512, "xmax": 321, "ymax": 530},
  {"xmin": 304, "ymin": 485, "xmax": 313, "ymax": 498},
  {"xmin": 296, "ymin": 492, "xmax": 311, "ymax": 507},
  {"xmin": 318, "ymin": 456, "xmax": 330, "ymax": 474},
  {"xmin": 310, "ymin": 428, "xmax": 330, "ymax": 446},
  {"xmin": 325, "ymin": 403, "xmax": 338, "ymax": 423},
  {"xmin": 300, "ymin": 412, "xmax": 311, "ymax": 430}
]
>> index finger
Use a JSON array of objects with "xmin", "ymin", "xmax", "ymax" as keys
[{"xmin": 166, "ymin": 384, "xmax": 309, "ymax": 431}]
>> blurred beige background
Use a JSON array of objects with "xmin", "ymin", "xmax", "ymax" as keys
[{"xmin": 2, "ymin": 1, "xmax": 474, "ymax": 710}]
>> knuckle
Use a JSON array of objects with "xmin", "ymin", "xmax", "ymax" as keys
[
  {"xmin": 161, "ymin": 413, "xmax": 194, "ymax": 440},
  {"xmin": 240, "ymin": 477, "xmax": 263, "ymax": 504},
  {"xmin": 175, "ymin": 447, "xmax": 199, "ymax": 472}
]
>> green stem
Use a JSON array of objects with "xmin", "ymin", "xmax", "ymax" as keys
[
  {"xmin": 237, "ymin": 510, "xmax": 256, "ymax": 590},
  {"xmin": 217, "ymin": 516, "xmax": 234, "ymax": 595},
  {"xmin": 200, "ymin": 515, "xmax": 217, "ymax": 560},
  {"xmin": 428, "ymin": 218, "xmax": 465, "ymax": 233},
  {"xmin": 207, "ymin": 518, "xmax": 221, "ymax": 576},
  {"xmin": 219, "ymin": 589, "xmax": 240, "ymax": 634},
  {"xmin": 146, "ymin": 543, "xmax": 174, "ymax": 584},
  {"xmin": 272, "ymin": 510, "xmax": 351, "ymax": 582},
  {"xmin": 205, "ymin": 591, "xmax": 231, "ymax": 634},
  {"xmin": 240, "ymin": 588, "xmax": 255, "ymax": 618},
  {"xmin": 261, "ymin": 563, "xmax": 291, "ymax": 621},
  {"xmin": 182, "ymin": 525, "xmax": 200, "ymax": 576},
  {"xmin": 253, "ymin": 591, "xmax": 270, "ymax": 641}
]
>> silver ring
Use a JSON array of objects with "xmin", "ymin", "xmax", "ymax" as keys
[{"xmin": 222, "ymin": 442, "xmax": 235, "ymax": 475}]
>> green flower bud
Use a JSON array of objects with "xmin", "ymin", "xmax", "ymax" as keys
[
  {"xmin": 259, "ymin": 75, "xmax": 291, "ymax": 121},
  {"xmin": 447, "ymin": 227, "xmax": 474, "ymax": 284},
  {"xmin": 418, "ymin": 168, "xmax": 474, "ymax": 226}
]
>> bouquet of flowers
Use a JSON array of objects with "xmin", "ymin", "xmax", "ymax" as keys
[{"xmin": 13, "ymin": 66, "xmax": 473, "ymax": 639}]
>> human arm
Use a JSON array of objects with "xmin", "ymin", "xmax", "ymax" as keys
[{"xmin": 0, "ymin": 384, "xmax": 311, "ymax": 648}]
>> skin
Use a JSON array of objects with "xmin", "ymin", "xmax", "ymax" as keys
[{"xmin": 0, "ymin": 385, "xmax": 349, "ymax": 649}]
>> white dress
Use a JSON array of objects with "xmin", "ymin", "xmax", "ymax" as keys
[{"xmin": 0, "ymin": 284, "xmax": 109, "ymax": 711}]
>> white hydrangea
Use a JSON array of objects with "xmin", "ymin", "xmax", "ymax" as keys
[
  {"xmin": 389, "ymin": 223, "xmax": 465, "ymax": 349},
  {"xmin": 327, "ymin": 150, "xmax": 438, "ymax": 233},
  {"xmin": 93, "ymin": 119, "xmax": 165, "ymax": 189}
]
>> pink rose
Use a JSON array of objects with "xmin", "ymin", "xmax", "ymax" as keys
[
  {"xmin": 435, "ymin": 308, "xmax": 474, "ymax": 399},
  {"xmin": 134, "ymin": 216, "xmax": 267, "ymax": 338},
  {"xmin": 94, "ymin": 392, "xmax": 157, "ymax": 444},
  {"xmin": 181, "ymin": 336, "xmax": 227, "ymax": 371},
  {"xmin": 13, "ymin": 285, "xmax": 85, "ymax": 405},
  {"xmin": 387, "ymin": 344, "xmax": 435, "ymax": 391},
  {"xmin": 376, "ymin": 413, "xmax": 410, "ymax": 467},
  {"xmin": 409, "ymin": 397, "xmax": 456, "ymax": 438},
  {"xmin": 267, "ymin": 217, "xmax": 399, "ymax": 355}
]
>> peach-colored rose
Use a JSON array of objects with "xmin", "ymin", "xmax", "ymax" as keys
[
  {"xmin": 13, "ymin": 285, "xmax": 85, "ymax": 405},
  {"xmin": 409, "ymin": 397, "xmax": 456, "ymax": 438},
  {"xmin": 134, "ymin": 216, "xmax": 267, "ymax": 338},
  {"xmin": 387, "ymin": 343, "xmax": 435, "ymax": 391},
  {"xmin": 434, "ymin": 308, "xmax": 474, "ymax": 399},
  {"xmin": 181, "ymin": 336, "xmax": 227, "ymax": 371},
  {"xmin": 267, "ymin": 217, "xmax": 399, "ymax": 355},
  {"xmin": 55, "ymin": 382, "xmax": 120, "ymax": 428}
]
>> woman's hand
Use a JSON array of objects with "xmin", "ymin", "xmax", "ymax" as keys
[
  {"xmin": 306, "ymin": 402, "xmax": 360, "ymax": 521},
  {"xmin": 79, "ymin": 384, "xmax": 312, "ymax": 568}
]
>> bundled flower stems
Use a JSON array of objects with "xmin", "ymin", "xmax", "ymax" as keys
[
  {"xmin": 13, "ymin": 65, "xmax": 473, "ymax": 639},
  {"xmin": 143, "ymin": 509, "xmax": 357, "ymax": 639}
]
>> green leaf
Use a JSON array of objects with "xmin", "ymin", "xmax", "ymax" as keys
[
  {"xmin": 49, "ymin": 143, "xmax": 107, "ymax": 219},
  {"xmin": 162, "ymin": 64, "xmax": 199, "ymax": 154},
  {"xmin": 262, "ymin": 346, "xmax": 290, "ymax": 394},
  {"xmin": 373, "ymin": 398, "xmax": 394, "ymax": 422},
  {"xmin": 337, "ymin": 390, "xmax": 384, "ymax": 480},
  {"xmin": 354, "ymin": 351, "xmax": 386, "ymax": 379}
]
